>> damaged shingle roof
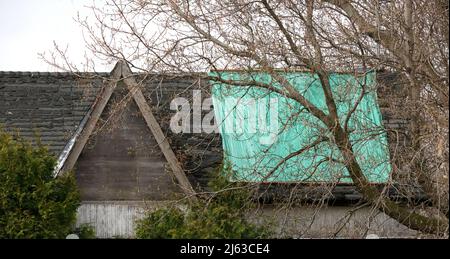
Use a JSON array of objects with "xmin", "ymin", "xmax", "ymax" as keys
[
  {"xmin": 0, "ymin": 71, "xmax": 108, "ymax": 155},
  {"xmin": 0, "ymin": 69, "xmax": 424, "ymax": 203},
  {"xmin": 0, "ymin": 70, "xmax": 222, "ymax": 190}
]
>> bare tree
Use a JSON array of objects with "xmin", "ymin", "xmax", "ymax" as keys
[{"xmin": 44, "ymin": 0, "xmax": 449, "ymax": 236}]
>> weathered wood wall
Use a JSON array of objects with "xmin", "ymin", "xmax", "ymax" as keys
[
  {"xmin": 254, "ymin": 205, "xmax": 418, "ymax": 238},
  {"xmin": 76, "ymin": 201, "xmax": 153, "ymax": 238},
  {"xmin": 76, "ymin": 202, "xmax": 417, "ymax": 238},
  {"xmin": 75, "ymin": 82, "xmax": 182, "ymax": 200}
]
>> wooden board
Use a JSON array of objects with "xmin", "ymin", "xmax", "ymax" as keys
[{"xmin": 76, "ymin": 83, "xmax": 183, "ymax": 200}]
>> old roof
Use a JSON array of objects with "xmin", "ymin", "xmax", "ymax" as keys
[
  {"xmin": 0, "ymin": 68, "xmax": 221, "ymax": 192},
  {"xmin": 0, "ymin": 67, "xmax": 423, "ymax": 204},
  {"xmin": 0, "ymin": 71, "xmax": 106, "ymax": 154}
]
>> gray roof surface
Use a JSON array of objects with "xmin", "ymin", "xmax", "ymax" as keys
[
  {"xmin": 0, "ymin": 71, "xmax": 221, "ymax": 189},
  {"xmin": 0, "ymin": 70, "xmax": 420, "ymax": 203},
  {"xmin": 0, "ymin": 71, "xmax": 107, "ymax": 155}
]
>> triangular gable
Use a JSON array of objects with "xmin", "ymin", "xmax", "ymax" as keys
[{"xmin": 57, "ymin": 60, "xmax": 196, "ymax": 198}]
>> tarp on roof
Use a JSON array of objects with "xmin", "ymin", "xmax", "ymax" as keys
[{"xmin": 210, "ymin": 71, "xmax": 391, "ymax": 183}]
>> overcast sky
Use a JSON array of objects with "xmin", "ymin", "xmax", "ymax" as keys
[{"xmin": 0, "ymin": 0, "xmax": 111, "ymax": 72}]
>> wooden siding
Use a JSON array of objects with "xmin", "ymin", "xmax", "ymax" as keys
[
  {"xmin": 76, "ymin": 202, "xmax": 417, "ymax": 238},
  {"xmin": 76, "ymin": 201, "xmax": 162, "ymax": 238},
  {"xmin": 75, "ymin": 82, "xmax": 182, "ymax": 200}
]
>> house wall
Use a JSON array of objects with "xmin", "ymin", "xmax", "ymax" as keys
[
  {"xmin": 76, "ymin": 201, "xmax": 163, "ymax": 238},
  {"xmin": 254, "ymin": 205, "xmax": 418, "ymax": 238},
  {"xmin": 76, "ymin": 202, "xmax": 417, "ymax": 238}
]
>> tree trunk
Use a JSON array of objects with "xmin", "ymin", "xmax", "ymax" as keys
[{"xmin": 333, "ymin": 126, "xmax": 448, "ymax": 235}]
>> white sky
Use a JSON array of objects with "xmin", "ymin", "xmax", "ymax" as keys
[{"xmin": 0, "ymin": 0, "xmax": 111, "ymax": 72}]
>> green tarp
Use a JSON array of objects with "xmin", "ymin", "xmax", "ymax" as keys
[{"xmin": 210, "ymin": 71, "xmax": 391, "ymax": 183}]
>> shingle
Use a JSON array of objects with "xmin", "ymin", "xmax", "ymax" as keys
[
  {"xmin": 0, "ymin": 70, "xmax": 415, "ymax": 203},
  {"xmin": 0, "ymin": 72, "xmax": 103, "ymax": 156}
]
